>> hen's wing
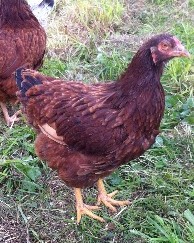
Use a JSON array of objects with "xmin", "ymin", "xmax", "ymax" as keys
[{"xmin": 16, "ymin": 68, "xmax": 127, "ymax": 156}]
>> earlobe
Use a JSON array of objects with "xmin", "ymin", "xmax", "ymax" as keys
[{"xmin": 150, "ymin": 46, "xmax": 157, "ymax": 64}]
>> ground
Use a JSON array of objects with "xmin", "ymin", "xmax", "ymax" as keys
[{"xmin": 0, "ymin": 0, "xmax": 194, "ymax": 242}]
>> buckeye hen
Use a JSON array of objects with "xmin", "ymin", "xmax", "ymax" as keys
[
  {"xmin": 15, "ymin": 34, "xmax": 189, "ymax": 223},
  {"xmin": 0, "ymin": 0, "xmax": 46, "ymax": 126}
]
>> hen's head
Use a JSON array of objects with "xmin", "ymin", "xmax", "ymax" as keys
[{"xmin": 147, "ymin": 34, "xmax": 190, "ymax": 64}]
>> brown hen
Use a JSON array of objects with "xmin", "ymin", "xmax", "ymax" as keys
[
  {"xmin": 15, "ymin": 34, "xmax": 189, "ymax": 223},
  {"xmin": 0, "ymin": 0, "xmax": 46, "ymax": 126}
]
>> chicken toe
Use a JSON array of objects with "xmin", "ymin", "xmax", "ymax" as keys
[
  {"xmin": 8, "ymin": 110, "xmax": 22, "ymax": 128},
  {"xmin": 96, "ymin": 179, "xmax": 131, "ymax": 212},
  {"xmin": 74, "ymin": 188, "xmax": 105, "ymax": 223},
  {"xmin": 0, "ymin": 102, "xmax": 21, "ymax": 127}
]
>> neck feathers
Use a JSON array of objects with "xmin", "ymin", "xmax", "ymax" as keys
[{"xmin": 119, "ymin": 47, "xmax": 165, "ymax": 90}]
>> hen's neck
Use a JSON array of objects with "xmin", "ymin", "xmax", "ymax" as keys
[
  {"xmin": 118, "ymin": 48, "xmax": 165, "ymax": 92},
  {"xmin": 0, "ymin": 0, "xmax": 39, "ymax": 28}
]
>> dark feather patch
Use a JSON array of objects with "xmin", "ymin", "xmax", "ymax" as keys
[
  {"xmin": 15, "ymin": 67, "xmax": 24, "ymax": 90},
  {"xmin": 15, "ymin": 68, "xmax": 42, "ymax": 96}
]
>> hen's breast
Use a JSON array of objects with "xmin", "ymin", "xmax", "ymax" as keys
[
  {"xmin": 110, "ymin": 83, "xmax": 165, "ymax": 165},
  {"xmin": 14, "ymin": 27, "xmax": 46, "ymax": 69}
]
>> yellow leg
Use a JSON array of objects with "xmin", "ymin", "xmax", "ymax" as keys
[
  {"xmin": 96, "ymin": 179, "xmax": 131, "ymax": 212},
  {"xmin": 0, "ymin": 102, "xmax": 21, "ymax": 127},
  {"xmin": 74, "ymin": 188, "xmax": 105, "ymax": 223}
]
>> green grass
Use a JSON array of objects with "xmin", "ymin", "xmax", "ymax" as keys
[{"xmin": 0, "ymin": 0, "xmax": 194, "ymax": 242}]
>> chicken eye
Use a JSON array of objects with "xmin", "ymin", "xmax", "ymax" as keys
[{"xmin": 161, "ymin": 42, "xmax": 169, "ymax": 50}]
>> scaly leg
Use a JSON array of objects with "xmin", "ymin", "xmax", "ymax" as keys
[
  {"xmin": 74, "ymin": 188, "xmax": 105, "ymax": 223},
  {"xmin": 96, "ymin": 178, "xmax": 131, "ymax": 212},
  {"xmin": 0, "ymin": 102, "xmax": 21, "ymax": 127}
]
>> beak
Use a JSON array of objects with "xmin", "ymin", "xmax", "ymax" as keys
[{"xmin": 171, "ymin": 44, "xmax": 190, "ymax": 58}]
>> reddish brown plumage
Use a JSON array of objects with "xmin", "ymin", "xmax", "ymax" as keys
[
  {"xmin": 16, "ymin": 34, "xmax": 188, "ymax": 190},
  {"xmin": 0, "ymin": 0, "xmax": 46, "ymax": 124}
]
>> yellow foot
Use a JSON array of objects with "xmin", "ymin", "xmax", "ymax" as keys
[
  {"xmin": 76, "ymin": 203, "xmax": 105, "ymax": 223},
  {"xmin": 96, "ymin": 179, "xmax": 131, "ymax": 212},
  {"xmin": 0, "ymin": 102, "xmax": 21, "ymax": 127},
  {"xmin": 7, "ymin": 110, "xmax": 21, "ymax": 127},
  {"xmin": 74, "ymin": 188, "xmax": 105, "ymax": 223}
]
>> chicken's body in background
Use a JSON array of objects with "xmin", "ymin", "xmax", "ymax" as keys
[
  {"xmin": 28, "ymin": 0, "xmax": 55, "ymax": 28},
  {"xmin": 16, "ymin": 34, "xmax": 189, "ymax": 223},
  {"xmin": 0, "ymin": 0, "xmax": 46, "ymax": 126}
]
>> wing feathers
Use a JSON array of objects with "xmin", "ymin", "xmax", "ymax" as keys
[{"xmin": 16, "ymin": 69, "xmax": 126, "ymax": 155}]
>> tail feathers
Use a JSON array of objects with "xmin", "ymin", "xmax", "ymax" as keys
[
  {"xmin": 15, "ymin": 68, "xmax": 43, "ymax": 96},
  {"xmin": 30, "ymin": 0, "xmax": 55, "ymax": 27},
  {"xmin": 39, "ymin": 0, "xmax": 55, "ymax": 8}
]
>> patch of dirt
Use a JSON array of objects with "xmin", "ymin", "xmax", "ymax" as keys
[{"xmin": 0, "ymin": 203, "xmax": 28, "ymax": 243}]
